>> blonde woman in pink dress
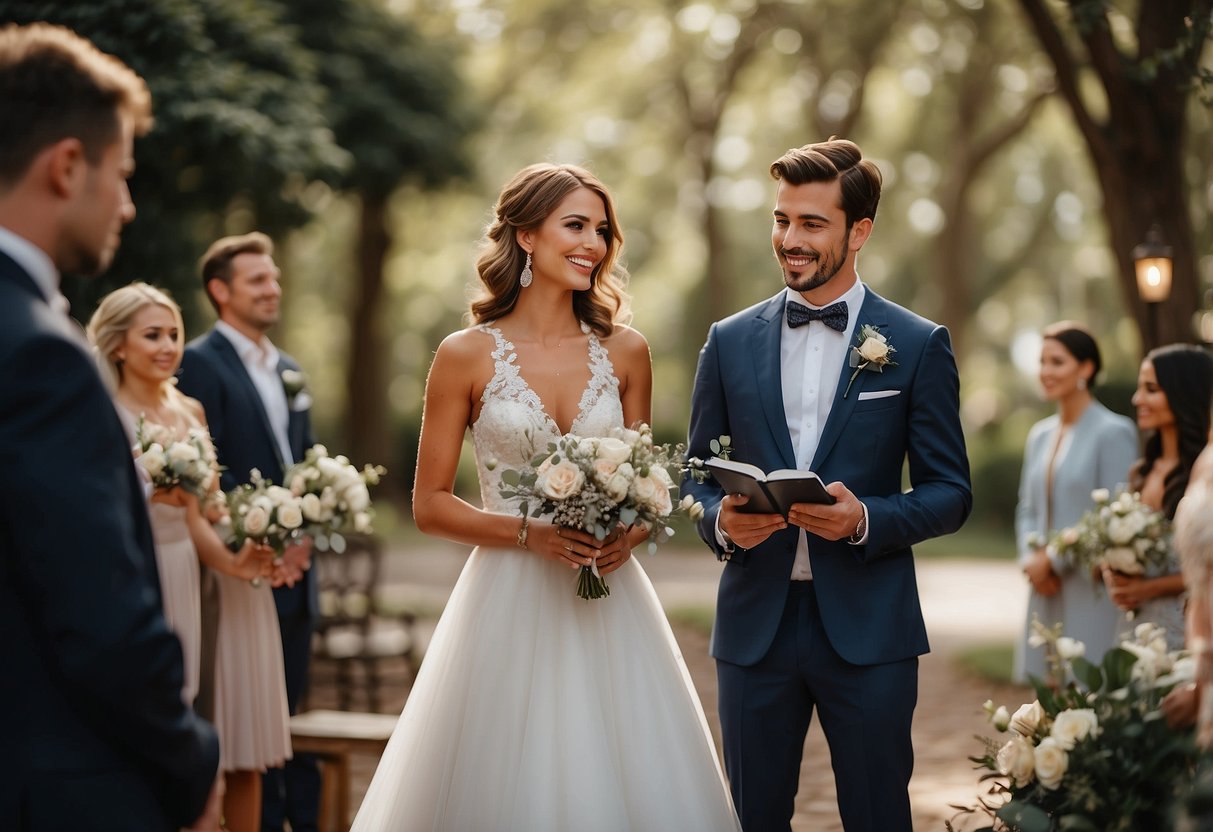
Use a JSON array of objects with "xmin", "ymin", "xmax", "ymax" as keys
[{"xmin": 89, "ymin": 282, "xmax": 287, "ymax": 832}]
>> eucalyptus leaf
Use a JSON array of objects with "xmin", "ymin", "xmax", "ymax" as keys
[{"xmin": 330, "ymin": 532, "xmax": 346, "ymax": 554}]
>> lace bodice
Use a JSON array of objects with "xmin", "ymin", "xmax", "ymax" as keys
[{"xmin": 471, "ymin": 323, "xmax": 622, "ymax": 515}]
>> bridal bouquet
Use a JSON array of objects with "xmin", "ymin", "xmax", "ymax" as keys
[
  {"xmin": 134, "ymin": 416, "xmax": 218, "ymax": 499},
  {"xmin": 217, "ymin": 469, "xmax": 307, "ymax": 556},
  {"xmin": 1048, "ymin": 488, "xmax": 1171, "ymax": 578},
  {"xmin": 283, "ymin": 444, "xmax": 386, "ymax": 553},
  {"xmin": 949, "ymin": 620, "xmax": 1197, "ymax": 832},
  {"xmin": 497, "ymin": 423, "xmax": 703, "ymax": 600}
]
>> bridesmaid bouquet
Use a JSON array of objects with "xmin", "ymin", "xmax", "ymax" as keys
[
  {"xmin": 282, "ymin": 444, "xmax": 386, "ymax": 553},
  {"xmin": 134, "ymin": 416, "xmax": 218, "ymax": 499},
  {"xmin": 218, "ymin": 469, "xmax": 306, "ymax": 556},
  {"xmin": 1048, "ymin": 488, "xmax": 1171, "ymax": 578},
  {"xmin": 951, "ymin": 620, "xmax": 1196, "ymax": 832},
  {"xmin": 497, "ymin": 423, "xmax": 703, "ymax": 600}
]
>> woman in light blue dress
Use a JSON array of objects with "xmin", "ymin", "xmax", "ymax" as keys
[
  {"xmin": 1014, "ymin": 322, "xmax": 1138, "ymax": 683},
  {"xmin": 1105, "ymin": 343, "xmax": 1213, "ymax": 650}
]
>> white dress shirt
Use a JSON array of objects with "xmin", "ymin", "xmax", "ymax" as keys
[
  {"xmin": 0, "ymin": 224, "xmax": 69, "ymax": 314},
  {"xmin": 214, "ymin": 319, "xmax": 294, "ymax": 467},
  {"xmin": 781, "ymin": 280, "xmax": 867, "ymax": 579}
]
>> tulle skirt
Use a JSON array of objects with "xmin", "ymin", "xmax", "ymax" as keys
[{"xmin": 351, "ymin": 547, "xmax": 740, "ymax": 832}]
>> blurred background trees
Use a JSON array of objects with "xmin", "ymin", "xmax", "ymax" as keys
[{"xmin": 7, "ymin": 0, "xmax": 1211, "ymax": 538}]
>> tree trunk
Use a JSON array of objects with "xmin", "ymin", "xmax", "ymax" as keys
[{"xmin": 345, "ymin": 191, "xmax": 394, "ymax": 488}]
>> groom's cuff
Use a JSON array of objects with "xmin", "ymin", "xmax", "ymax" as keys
[
  {"xmin": 714, "ymin": 512, "xmax": 736, "ymax": 557},
  {"xmin": 847, "ymin": 502, "xmax": 870, "ymax": 545}
]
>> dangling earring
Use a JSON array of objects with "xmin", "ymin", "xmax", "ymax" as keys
[
  {"xmin": 1077, "ymin": 377, "xmax": 1087, "ymax": 391},
  {"xmin": 520, "ymin": 253, "xmax": 533, "ymax": 288}
]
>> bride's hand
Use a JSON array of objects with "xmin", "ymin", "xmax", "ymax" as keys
[
  {"xmin": 594, "ymin": 525, "xmax": 635, "ymax": 576},
  {"xmin": 527, "ymin": 523, "xmax": 599, "ymax": 571}
]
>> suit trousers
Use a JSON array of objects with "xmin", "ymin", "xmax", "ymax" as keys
[{"xmin": 716, "ymin": 581, "xmax": 918, "ymax": 832}]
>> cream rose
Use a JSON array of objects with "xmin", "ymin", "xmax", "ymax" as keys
[
  {"xmin": 244, "ymin": 505, "xmax": 270, "ymax": 536},
  {"xmin": 1050, "ymin": 708, "xmax": 1100, "ymax": 751},
  {"xmin": 991, "ymin": 705, "xmax": 1011, "ymax": 733},
  {"xmin": 344, "ymin": 483, "xmax": 371, "ymax": 512},
  {"xmin": 596, "ymin": 437, "xmax": 633, "ymax": 466},
  {"xmin": 301, "ymin": 493, "xmax": 325, "ymax": 522},
  {"xmin": 538, "ymin": 459, "xmax": 585, "ymax": 501},
  {"xmin": 1102, "ymin": 546, "xmax": 1143, "ymax": 574},
  {"xmin": 1091, "ymin": 488, "xmax": 1111, "ymax": 503},
  {"xmin": 603, "ymin": 467, "xmax": 632, "ymax": 503},
  {"xmin": 290, "ymin": 474, "xmax": 307, "ymax": 496},
  {"xmin": 858, "ymin": 335, "xmax": 890, "ymax": 363},
  {"xmin": 354, "ymin": 511, "xmax": 372, "ymax": 533},
  {"xmin": 139, "ymin": 445, "xmax": 167, "ymax": 478},
  {"xmin": 1055, "ymin": 637, "xmax": 1086, "ymax": 661},
  {"xmin": 1033, "ymin": 737, "xmax": 1069, "ymax": 790},
  {"xmin": 277, "ymin": 502, "xmax": 303, "ymax": 530},
  {"xmin": 632, "ymin": 474, "xmax": 673, "ymax": 516},
  {"xmin": 1009, "ymin": 700, "xmax": 1046, "ymax": 737},
  {"xmin": 592, "ymin": 457, "xmax": 620, "ymax": 483},
  {"xmin": 995, "ymin": 736, "xmax": 1036, "ymax": 787}
]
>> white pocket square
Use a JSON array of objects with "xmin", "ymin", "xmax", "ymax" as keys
[{"xmin": 857, "ymin": 389, "xmax": 900, "ymax": 401}]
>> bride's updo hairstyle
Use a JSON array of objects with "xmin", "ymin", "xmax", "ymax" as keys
[
  {"xmin": 471, "ymin": 163, "xmax": 631, "ymax": 337},
  {"xmin": 87, "ymin": 281, "xmax": 186, "ymax": 393}
]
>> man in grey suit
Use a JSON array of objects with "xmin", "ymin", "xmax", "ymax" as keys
[{"xmin": 0, "ymin": 22, "xmax": 220, "ymax": 830}]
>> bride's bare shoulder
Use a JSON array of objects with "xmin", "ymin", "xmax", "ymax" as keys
[
  {"xmin": 435, "ymin": 325, "xmax": 495, "ymax": 360},
  {"xmin": 602, "ymin": 324, "xmax": 650, "ymax": 362}
]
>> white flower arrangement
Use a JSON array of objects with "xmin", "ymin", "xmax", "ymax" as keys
[
  {"xmin": 843, "ymin": 324, "xmax": 897, "ymax": 398},
  {"xmin": 1048, "ymin": 488, "xmax": 1171, "ymax": 580},
  {"xmin": 954, "ymin": 621, "xmax": 1196, "ymax": 831},
  {"xmin": 218, "ymin": 468, "xmax": 307, "ymax": 555},
  {"xmin": 135, "ymin": 416, "xmax": 218, "ymax": 499},
  {"xmin": 282, "ymin": 444, "xmax": 386, "ymax": 553},
  {"xmin": 498, "ymin": 422, "xmax": 703, "ymax": 600}
]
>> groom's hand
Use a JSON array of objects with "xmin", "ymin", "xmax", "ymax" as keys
[
  {"xmin": 787, "ymin": 482, "xmax": 864, "ymax": 541},
  {"xmin": 719, "ymin": 494, "xmax": 786, "ymax": 549}
]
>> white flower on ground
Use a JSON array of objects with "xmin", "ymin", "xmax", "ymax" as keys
[
  {"xmin": 996, "ymin": 736, "xmax": 1036, "ymax": 787},
  {"xmin": 1033, "ymin": 737, "xmax": 1069, "ymax": 790},
  {"xmin": 1050, "ymin": 709, "xmax": 1100, "ymax": 750}
]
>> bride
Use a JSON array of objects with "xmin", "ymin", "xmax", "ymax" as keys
[{"xmin": 351, "ymin": 164, "xmax": 740, "ymax": 831}]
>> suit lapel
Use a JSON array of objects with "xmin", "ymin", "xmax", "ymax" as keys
[
  {"xmin": 206, "ymin": 329, "xmax": 286, "ymax": 471},
  {"xmin": 811, "ymin": 290, "xmax": 890, "ymax": 470},
  {"xmin": 752, "ymin": 294, "xmax": 798, "ymax": 470}
]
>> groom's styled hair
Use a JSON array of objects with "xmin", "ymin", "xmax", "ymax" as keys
[
  {"xmin": 769, "ymin": 138, "xmax": 882, "ymax": 230},
  {"xmin": 0, "ymin": 23, "xmax": 151, "ymax": 187},
  {"xmin": 199, "ymin": 231, "xmax": 275, "ymax": 313}
]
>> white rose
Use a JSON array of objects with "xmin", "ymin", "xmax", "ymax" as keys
[
  {"xmin": 253, "ymin": 496, "xmax": 275, "ymax": 515},
  {"xmin": 290, "ymin": 474, "xmax": 307, "ymax": 496},
  {"xmin": 244, "ymin": 505, "xmax": 270, "ymax": 536},
  {"xmin": 266, "ymin": 485, "xmax": 296, "ymax": 506},
  {"xmin": 1009, "ymin": 700, "xmax": 1046, "ymax": 738},
  {"xmin": 301, "ymin": 493, "xmax": 325, "ymax": 522},
  {"xmin": 1060, "ymin": 527, "xmax": 1080, "ymax": 546},
  {"xmin": 596, "ymin": 437, "xmax": 633, "ymax": 466},
  {"xmin": 1106, "ymin": 516, "xmax": 1135, "ymax": 545},
  {"xmin": 354, "ymin": 511, "xmax": 372, "ymax": 533},
  {"xmin": 317, "ymin": 456, "xmax": 346, "ymax": 480},
  {"xmin": 1050, "ymin": 708, "xmax": 1100, "ymax": 751},
  {"xmin": 1091, "ymin": 488, "xmax": 1111, "ymax": 503},
  {"xmin": 139, "ymin": 445, "xmax": 167, "ymax": 478},
  {"xmin": 603, "ymin": 470, "xmax": 631, "ymax": 503},
  {"xmin": 1055, "ymin": 637, "xmax": 1086, "ymax": 661},
  {"xmin": 613, "ymin": 427, "xmax": 642, "ymax": 446},
  {"xmin": 991, "ymin": 705, "xmax": 1011, "ymax": 733},
  {"xmin": 277, "ymin": 502, "xmax": 303, "ymax": 530},
  {"xmin": 1033, "ymin": 737, "xmax": 1069, "ymax": 790},
  {"xmin": 320, "ymin": 486, "xmax": 338, "ymax": 509},
  {"xmin": 538, "ymin": 459, "xmax": 585, "ymax": 501},
  {"xmin": 995, "ymin": 736, "xmax": 1036, "ymax": 787},
  {"xmin": 858, "ymin": 336, "xmax": 890, "ymax": 363},
  {"xmin": 632, "ymin": 474, "xmax": 673, "ymax": 516},
  {"xmin": 1102, "ymin": 546, "xmax": 1142, "ymax": 574},
  {"xmin": 167, "ymin": 441, "xmax": 201, "ymax": 466},
  {"xmin": 344, "ymin": 483, "xmax": 371, "ymax": 512}
]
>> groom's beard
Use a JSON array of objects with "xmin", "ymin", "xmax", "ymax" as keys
[{"xmin": 781, "ymin": 228, "xmax": 850, "ymax": 294}]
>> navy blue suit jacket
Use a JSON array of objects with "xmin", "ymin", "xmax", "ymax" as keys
[
  {"xmin": 684, "ymin": 289, "xmax": 972, "ymax": 668},
  {"xmin": 178, "ymin": 328, "xmax": 317, "ymax": 621},
  {"xmin": 0, "ymin": 252, "xmax": 219, "ymax": 829}
]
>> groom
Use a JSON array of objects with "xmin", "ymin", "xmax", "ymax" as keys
[
  {"xmin": 685, "ymin": 139, "xmax": 971, "ymax": 831},
  {"xmin": 177, "ymin": 231, "xmax": 320, "ymax": 831}
]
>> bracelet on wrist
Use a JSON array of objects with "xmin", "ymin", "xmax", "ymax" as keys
[{"xmin": 516, "ymin": 517, "xmax": 530, "ymax": 550}]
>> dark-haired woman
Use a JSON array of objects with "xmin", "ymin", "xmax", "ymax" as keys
[
  {"xmin": 1014, "ymin": 322, "xmax": 1138, "ymax": 683},
  {"xmin": 1105, "ymin": 343, "xmax": 1213, "ymax": 649},
  {"xmin": 349, "ymin": 164, "xmax": 740, "ymax": 830}
]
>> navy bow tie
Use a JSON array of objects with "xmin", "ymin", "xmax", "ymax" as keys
[{"xmin": 786, "ymin": 300, "xmax": 848, "ymax": 332}]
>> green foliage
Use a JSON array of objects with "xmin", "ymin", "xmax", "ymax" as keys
[{"xmin": 6, "ymin": 0, "xmax": 349, "ymax": 328}]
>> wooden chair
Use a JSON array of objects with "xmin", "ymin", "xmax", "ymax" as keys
[{"xmin": 308, "ymin": 534, "xmax": 416, "ymax": 712}]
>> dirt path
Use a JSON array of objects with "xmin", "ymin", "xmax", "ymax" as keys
[{"xmin": 314, "ymin": 548, "xmax": 1030, "ymax": 830}]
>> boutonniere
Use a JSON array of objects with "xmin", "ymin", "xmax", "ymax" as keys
[
  {"xmin": 843, "ymin": 324, "xmax": 897, "ymax": 398},
  {"xmin": 281, "ymin": 368, "xmax": 313, "ymax": 411}
]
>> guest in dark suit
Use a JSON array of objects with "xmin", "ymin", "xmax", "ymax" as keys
[
  {"xmin": 684, "ymin": 139, "xmax": 972, "ymax": 831},
  {"xmin": 0, "ymin": 22, "xmax": 220, "ymax": 831},
  {"xmin": 177, "ymin": 231, "xmax": 320, "ymax": 832}
]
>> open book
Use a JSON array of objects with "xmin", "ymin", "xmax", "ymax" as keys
[{"xmin": 706, "ymin": 457, "xmax": 835, "ymax": 516}]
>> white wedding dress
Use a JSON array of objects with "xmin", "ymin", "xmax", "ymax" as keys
[{"xmin": 351, "ymin": 325, "xmax": 740, "ymax": 832}]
